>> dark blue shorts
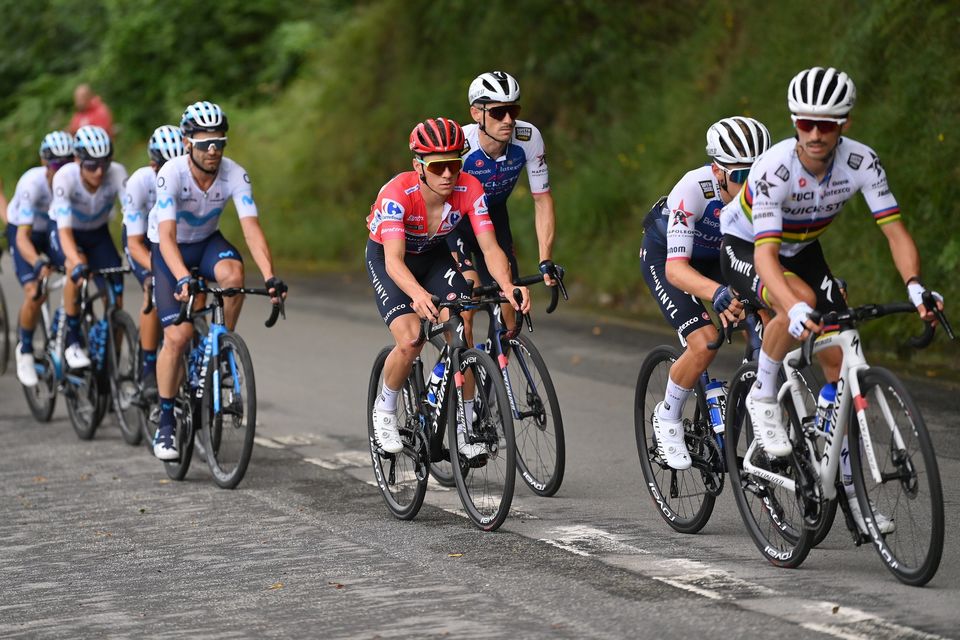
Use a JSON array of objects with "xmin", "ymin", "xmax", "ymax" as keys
[
  {"xmin": 122, "ymin": 226, "xmax": 152, "ymax": 287},
  {"xmin": 365, "ymin": 239, "xmax": 472, "ymax": 326},
  {"xmin": 6, "ymin": 224, "xmax": 62, "ymax": 285},
  {"xmin": 151, "ymin": 231, "xmax": 243, "ymax": 327},
  {"xmin": 48, "ymin": 223, "xmax": 123, "ymax": 295}
]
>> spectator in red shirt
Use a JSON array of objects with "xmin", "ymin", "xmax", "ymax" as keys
[{"xmin": 68, "ymin": 84, "xmax": 114, "ymax": 137}]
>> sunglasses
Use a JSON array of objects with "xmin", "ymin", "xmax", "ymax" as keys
[
  {"xmin": 717, "ymin": 164, "xmax": 750, "ymax": 184},
  {"xmin": 49, "ymin": 158, "xmax": 73, "ymax": 171},
  {"xmin": 81, "ymin": 158, "xmax": 111, "ymax": 172},
  {"xmin": 187, "ymin": 136, "xmax": 228, "ymax": 152},
  {"xmin": 480, "ymin": 104, "xmax": 521, "ymax": 121},
  {"xmin": 416, "ymin": 157, "xmax": 463, "ymax": 176},
  {"xmin": 791, "ymin": 115, "xmax": 846, "ymax": 133}
]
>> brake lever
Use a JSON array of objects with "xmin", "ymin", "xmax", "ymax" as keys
[{"xmin": 513, "ymin": 288, "xmax": 533, "ymax": 333}]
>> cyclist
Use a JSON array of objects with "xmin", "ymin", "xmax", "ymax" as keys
[
  {"xmin": 366, "ymin": 117, "xmax": 530, "ymax": 457},
  {"xmin": 720, "ymin": 66, "xmax": 943, "ymax": 534},
  {"xmin": 149, "ymin": 101, "xmax": 287, "ymax": 461},
  {"xmin": 50, "ymin": 125, "xmax": 128, "ymax": 370},
  {"xmin": 641, "ymin": 117, "xmax": 770, "ymax": 469},
  {"xmin": 121, "ymin": 125, "xmax": 187, "ymax": 399},
  {"xmin": 6, "ymin": 132, "xmax": 73, "ymax": 386}
]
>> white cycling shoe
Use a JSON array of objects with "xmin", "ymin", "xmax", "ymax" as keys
[
  {"xmin": 846, "ymin": 492, "xmax": 896, "ymax": 535},
  {"xmin": 456, "ymin": 431, "xmax": 487, "ymax": 460},
  {"xmin": 652, "ymin": 401, "xmax": 691, "ymax": 470},
  {"xmin": 372, "ymin": 406, "xmax": 403, "ymax": 454},
  {"xmin": 65, "ymin": 343, "xmax": 92, "ymax": 369},
  {"xmin": 16, "ymin": 344, "xmax": 39, "ymax": 387},
  {"xmin": 745, "ymin": 389, "xmax": 792, "ymax": 457}
]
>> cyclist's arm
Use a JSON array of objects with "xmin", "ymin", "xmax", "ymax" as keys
[
  {"xmin": 15, "ymin": 225, "xmax": 41, "ymax": 265},
  {"xmin": 157, "ymin": 219, "xmax": 189, "ymax": 283},
  {"xmin": 382, "ymin": 238, "xmax": 437, "ymax": 319},
  {"xmin": 879, "ymin": 219, "xmax": 940, "ymax": 319},
  {"xmin": 238, "ymin": 216, "xmax": 275, "ymax": 282},
  {"xmin": 127, "ymin": 233, "xmax": 152, "ymax": 272},
  {"xmin": 57, "ymin": 226, "xmax": 83, "ymax": 271},
  {"xmin": 665, "ymin": 258, "xmax": 724, "ymax": 301},
  {"xmin": 532, "ymin": 191, "xmax": 555, "ymax": 264}
]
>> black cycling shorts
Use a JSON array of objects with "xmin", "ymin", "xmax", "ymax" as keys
[{"xmin": 446, "ymin": 203, "xmax": 519, "ymax": 287}]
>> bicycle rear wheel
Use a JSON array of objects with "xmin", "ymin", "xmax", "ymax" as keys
[
  {"xmin": 448, "ymin": 348, "xmax": 516, "ymax": 531},
  {"xmin": 849, "ymin": 367, "xmax": 943, "ymax": 586},
  {"xmin": 724, "ymin": 362, "xmax": 814, "ymax": 568},
  {"xmin": 66, "ymin": 361, "xmax": 103, "ymax": 440},
  {"xmin": 202, "ymin": 332, "xmax": 257, "ymax": 489},
  {"xmin": 505, "ymin": 333, "xmax": 565, "ymax": 497},
  {"xmin": 164, "ymin": 362, "xmax": 197, "ymax": 481},
  {"xmin": 22, "ymin": 322, "xmax": 57, "ymax": 422},
  {"xmin": 0, "ymin": 282, "xmax": 10, "ymax": 376},
  {"xmin": 635, "ymin": 345, "xmax": 719, "ymax": 534},
  {"xmin": 367, "ymin": 346, "xmax": 428, "ymax": 520},
  {"xmin": 108, "ymin": 310, "xmax": 142, "ymax": 445}
]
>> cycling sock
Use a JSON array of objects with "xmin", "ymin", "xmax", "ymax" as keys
[
  {"xmin": 662, "ymin": 377, "xmax": 692, "ymax": 421},
  {"xmin": 376, "ymin": 383, "xmax": 398, "ymax": 412},
  {"xmin": 459, "ymin": 399, "xmax": 475, "ymax": 434},
  {"xmin": 752, "ymin": 350, "xmax": 781, "ymax": 400},
  {"xmin": 19, "ymin": 327, "xmax": 34, "ymax": 353},
  {"xmin": 66, "ymin": 314, "xmax": 81, "ymax": 346},
  {"xmin": 141, "ymin": 349, "xmax": 157, "ymax": 379},
  {"xmin": 158, "ymin": 397, "xmax": 176, "ymax": 431},
  {"xmin": 840, "ymin": 434, "xmax": 853, "ymax": 489}
]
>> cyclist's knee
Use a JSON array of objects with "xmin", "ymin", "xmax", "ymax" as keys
[
  {"xmin": 785, "ymin": 274, "xmax": 817, "ymax": 307},
  {"xmin": 161, "ymin": 325, "xmax": 193, "ymax": 353},
  {"xmin": 215, "ymin": 260, "xmax": 244, "ymax": 288},
  {"xmin": 683, "ymin": 326, "xmax": 720, "ymax": 368}
]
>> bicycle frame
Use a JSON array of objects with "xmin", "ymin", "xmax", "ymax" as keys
[
  {"xmin": 420, "ymin": 311, "xmax": 468, "ymax": 460},
  {"xmin": 189, "ymin": 296, "xmax": 239, "ymax": 414}
]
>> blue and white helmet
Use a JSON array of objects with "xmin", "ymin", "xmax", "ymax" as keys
[
  {"xmin": 180, "ymin": 101, "xmax": 229, "ymax": 134},
  {"xmin": 74, "ymin": 125, "xmax": 112, "ymax": 160},
  {"xmin": 468, "ymin": 71, "xmax": 521, "ymax": 105},
  {"xmin": 148, "ymin": 125, "xmax": 186, "ymax": 165},
  {"xmin": 40, "ymin": 130, "xmax": 74, "ymax": 162}
]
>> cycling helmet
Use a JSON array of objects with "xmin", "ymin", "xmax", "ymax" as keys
[
  {"xmin": 40, "ymin": 130, "xmax": 74, "ymax": 161},
  {"xmin": 74, "ymin": 125, "xmax": 112, "ymax": 160},
  {"xmin": 409, "ymin": 118, "xmax": 465, "ymax": 155},
  {"xmin": 468, "ymin": 71, "xmax": 521, "ymax": 105},
  {"xmin": 148, "ymin": 125, "xmax": 186, "ymax": 165},
  {"xmin": 180, "ymin": 101, "xmax": 229, "ymax": 134},
  {"xmin": 787, "ymin": 67, "xmax": 856, "ymax": 117},
  {"xmin": 705, "ymin": 116, "xmax": 771, "ymax": 165}
]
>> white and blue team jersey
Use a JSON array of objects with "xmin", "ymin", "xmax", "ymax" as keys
[
  {"xmin": 461, "ymin": 121, "xmax": 550, "ymax": 207},
  {"xmin": 644, "ymin": 165, "xmax": 725, "ymax": 262},
  {"xmin": 50, "ymin": 161, "xmax": 128, "ymax": 230},
  {"xmin": 147, "ymin": 155, "xmax": 257, "ymax": 244},
  {"xmin": 7, "ymin": 167, "xmax": 54, "ymax": 232},
  {"xmin": 122, "ymin": 165, "xmax": 157, "ymax": 237}
]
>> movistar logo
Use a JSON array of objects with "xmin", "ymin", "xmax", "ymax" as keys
[
  {"xmin": 157, "ymin": 197, "xmax": 175, "ymax": 209},
  {"xmin": 241, "ymin": 195, "xmax": 254, "ymax": 206},
  {"xmin": 218, "ymin": 251, "xmax": 235, "ymax": 258}
]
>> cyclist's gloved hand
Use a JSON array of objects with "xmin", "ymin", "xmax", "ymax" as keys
[
  {"xmin": 33, "ymin": 256, "xmax": 50, "ymax": 278},
  {"xmin": 711, "ymin": 285, "xmax": 737, "ymax": 314},
  {"xmin": 70, "ymin": 263, "xmax": 90, "ymax": 283},
  {"xmin": 539, "ymin": 259, "xmax": 559, "ymax": 285},
  {"xmin": 175, "ymin": 275, "xmax": 201, "ymax": 300},
  {"xmin": 265, "ymin": 276, "xmax": 288, "ymax": 300},
  {"xmin": 787, "ymin": 301, "xmax": 816, "ymax": 339},
  {"xmin": 907, "ymin": 280, "xmax": 943, "ymax": 309}
]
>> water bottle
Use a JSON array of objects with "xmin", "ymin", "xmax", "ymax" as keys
[
  {"xmin": 188, "ymin": 339, "xmax": 205, "ymax": 389},
  {"xmin": 426, "ymin": 362, "xmax": 445, "ymax": 406},
  {"xmin": 704, "ymin": 379, "xmax": 726, "ymax": 434},
  {"xmin": 814, "ymin": 382, "xmax": 837, "ymax": 435},
  {"xmin": 50, "ymin": 308, "xmax": 62, "ymax": 338}
]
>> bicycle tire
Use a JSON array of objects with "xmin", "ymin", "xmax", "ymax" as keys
[
  {"xmin": 66, "ymin": 364, "xmax": 102, "ymax": 440},
  {"xmin": 792, "ymin": 368, "xmax": 839, "ymax": 547},
  {"xmin": 634, "ymin": 345, "xmax": 718, "ymax": 534},
  {"xmin": 200, "ymin": 332, "xmax": 257, "ymax": 489},
  {"xmin": 0, "ymin": 282, "xmax": 10, "ymax": 376},
  {"xmin": 849, "ymin": 367, "xmax": 944, "ymax": 586},
  {"xmin": 425, "ymin": 335, "xmax": 456, "ymax": 487},
  {"xmin": 22, "ymin": 321, "xmax": 57, "ymax": 422},
  {"xmin": 165, "ymin": 354, "xmax": 197, "ymax": 481},
  {"xmin": 448, "ymin": 347, "xmax": 516, "ymax": 531},
  {"xmin": 505, "ymin": 333, "xmax": 565, "ymax": 497},
  {"xmin": 108, "ymin": 310, "xmax": 143, "ymax": 445},
  {"xmin": 724, "ymin": 362, "xmax": 814, "ymax": 568}
]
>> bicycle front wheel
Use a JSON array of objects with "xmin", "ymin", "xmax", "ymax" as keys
[
  {"xmin": 635, "ymin": 345, "xmax": 718, "ymax": 534},
  {"xmin": 164, "ymin": 363, "xmax": 197, "ymax": 481},
  {"xmin": 66, "ymin": 365, "xmax": 103, "ymax": 440},
  {"xmin": 367, "ymin": 346, "xmax": 428, "ymax": 520},
  {"xmin": 201, "ymin": 332, "xmax": 257, "ymax": 489},
  {"xmin": 724, "ymin": 362, "xmax": 814, "ymax": 568},
  {"xmin": 22, "ymin": 323, "xmax": 57, "ymax": 422},
  {"xmin": 849, "ymin": 367, "xmax": 944, "ymax": 586},
  {"xmin": 448, "ymin": 348, "xmax": 516, "ymax": 531},
  {"xmin": 506, "ymin": 334, "xmax": 565, "ymax": 497},
  {"xmin": 108, "ymin": 310, "xmax": 143, "ymax": 445}
]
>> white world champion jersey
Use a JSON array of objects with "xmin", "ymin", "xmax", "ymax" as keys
[
  {"xmin": 720, "ymin": 137, "xmax": 900, "ymax": 257},
  {"xmin": 122, "ymin": 165, "xmax": 157, "ymax": 237},
  {"xmin": 147, "ymin": 155, "xmax": 257, "ymax": 244},
  {"xmin": 7, "ymin": 167, "xmax": 53, "ymax": 232},
  {"xmin": 461, "ymin": 120, "xmax": 550, "ymax": 207},
  {"xmin": 50, "ymin": 161, "xmax": 128, "ymax": 231}
]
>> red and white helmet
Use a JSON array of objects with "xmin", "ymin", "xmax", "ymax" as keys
[{"xmin": 409, "ymin": 118, "xmax": 464, "ymax": 155}]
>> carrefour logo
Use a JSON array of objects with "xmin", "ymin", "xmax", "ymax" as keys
[{"xmin": 382, "ymin": 198, "xmax": 404, "ymax": 221}]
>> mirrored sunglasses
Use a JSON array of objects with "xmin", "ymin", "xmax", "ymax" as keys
[
  {"xmin": 718, "ymin": 164, "xmax": 750, "ymax": 184},
  {"xmin": 791, "ymin": 115, "xmax": 846, "ymax": 133},
  {"xmin": 481, "ymin": 104, "xmax": 521, "ymax": 121},
  {"xmin": 81, "ymin": 158, "xmax": 111, "ymax": 172},
  {"xmin": 48, "ymin": 158, "xmax": 73, "ymax": 171},
  {"xmin": 417, "ymin": 157, "xmax": 463, "ymax": 176},
  {"xmin": 187, "ymin": 136, "xmax": 228, "ymax": 152}
]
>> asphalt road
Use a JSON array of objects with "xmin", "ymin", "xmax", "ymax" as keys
[{"xmin": 2, "ymin": 266, "xmax": 958, "ymax": 639}]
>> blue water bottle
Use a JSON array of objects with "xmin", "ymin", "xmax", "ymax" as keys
[
  {"xmin": 426, "ymin": 362, "xmax": 445, "ymax": 406},
  {"xmin": 705, "ymin": 379, "xmax": 726, "ymax": 434},
  {"xmin": 814, "ymin": 382, "xmax": 837, "ymax": 435}
]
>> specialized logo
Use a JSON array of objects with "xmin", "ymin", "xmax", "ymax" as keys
[
  {"xmin": 775, "ymin": 164, "xmax": 790, "ymax": 182},
  {"xmin": 847, "ymin": 152, "xmax": 863, "ymax": 170},
  {"xmin": 820, "ymin": 274, "xmax": 835, "ymax": 303},
  {"xmin": 515, "ymin": 126, "xmax": 532, "ymax": 141}
]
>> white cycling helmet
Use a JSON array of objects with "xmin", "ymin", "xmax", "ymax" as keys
[
  {"xmin": 468, "ymin": 71, "xmax": 520, "ymax": 105},
  {"xmin": 787, "ymin": 67, "xmax": 856, "ymax": 117},
  {"xmin": 74, "ymin": 125, "xmax": 112, "ymax": 160},
  {"xmin": 148, "ymin": 125, "xmax": 186, "ymax": 165},
  {"xmin": 180, "ymin": 100, "xmax": 229, "ymax": 134},
  {"xmin": 705, "ymin": 116, "xmax": 771, "ymax": 165},
  {"xmin": 40, "ymin": 130, "xmax": 74, "ymax": 161}
]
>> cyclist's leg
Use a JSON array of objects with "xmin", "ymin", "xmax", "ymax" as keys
[
  {"xmin": 57, "ymin": 227, "xmax": 89, "ymax": 354},
  {"xmin": 199, "ymin": 232, "xmax": 244, "ymax": 330},
  {"xmin": 83, "ymin": 225, "xmax": 124, "ymax": 312},
  {"xmin": 124, "ymin": 229, "xmax": 160, "ymax": 386},
  {"xmin": 446, "ymin": 224, "xmax": 486, "ymax": 343},
  {"xmin": 9, "ymin": 227, "xmax": 50, "ymax": 384}
]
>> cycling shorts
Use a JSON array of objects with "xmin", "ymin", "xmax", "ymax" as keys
[
  {"xmin": 6, "ymin": 224, "xmax": 63, "ymax": 285},
  {"xmin": 48, "ymin": 223, "xmax": 123, "ymax": 295},
  {"xmin": 445, "ymin": 203, "xmax": 518, "ymax": 287},
  {"xmin": 122, "ymin": 226, "xmax": 152, "ymax": 288}
]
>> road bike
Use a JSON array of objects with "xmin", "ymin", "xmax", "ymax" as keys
[
  {"xmin": 724, "ymin": 294, "xmax": 952, "ymax": 585},
  {"xmin": 367, "ymin": 290, "xmax": 520, "ymax": 531}
]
